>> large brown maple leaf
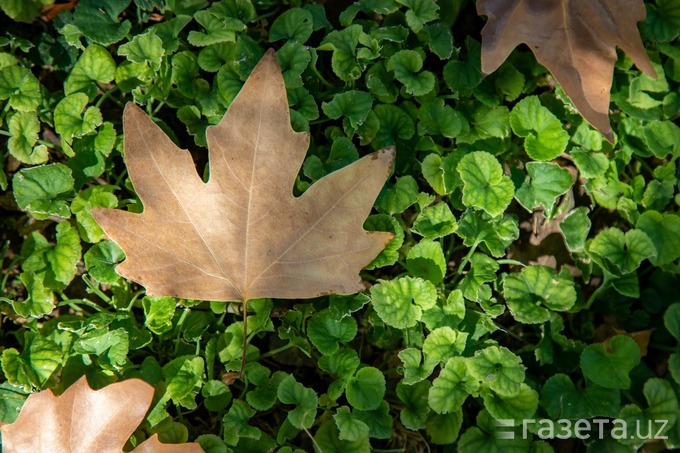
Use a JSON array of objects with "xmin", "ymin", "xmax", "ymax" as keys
[
  {"xmin": 477, "ymin": 0, "xmax": 656, "ymax": 141},
  {"xmin": 92, "ymin": 50, "xmax": 394, "ymax": 302},
  {"xmin": 0, "ymin": 377, "xmax": 203, "ymax": 452}
]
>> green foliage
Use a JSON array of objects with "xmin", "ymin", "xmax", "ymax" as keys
[{"xmin": 0, "ymin": 1, "xmax": 678, "ymax": 451}]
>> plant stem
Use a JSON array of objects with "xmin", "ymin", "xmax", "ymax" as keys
[
  {"xmin": 240, "ymin": 299, "xmax": 249, "ymax": 378},
  {"xmin": 585, "ymin": 277, "xmax": 610, "ymax": 309},
  {"xmin": 259, "ymin": 341, "xmax": 296, "ymax": 359}
]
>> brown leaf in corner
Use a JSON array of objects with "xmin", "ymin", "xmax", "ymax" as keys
[
  {"xmin": 92, "ymin": 49, "xmax": 394, "ymax": 303},
  {"xmin": 0, "ymin": 376, "xmax": 203, "ymax": 452},
  {"xmin": 477, "ymin": 0, "xmax": 656, "ymax": 141}
]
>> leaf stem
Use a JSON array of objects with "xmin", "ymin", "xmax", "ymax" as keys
[
  {"xmin": 95, "ymin": 83, "xmax": 121, "ymax": 108},
  {"xmin": 259, "ymin": 341, "xmax": 296, "ymax": 359},
  {"xmin": 173, "ymin": 307, "xmax": 190, "ymax": 356},
  {"xmin": 584, "ymin": 277, "xmax": 610, "ymax": 309},
  {"xmin": 303, "ymin": 427, "xmax": 323, "ymax": 452},
  {"xmin": 240, "ymin": 299, "xmax": 249, "ymax": 378}
]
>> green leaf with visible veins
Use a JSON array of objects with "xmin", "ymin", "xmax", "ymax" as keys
[
  {"xmin": 0, "ymin": 65, "xmax": 41, "ymax": 111},
  {"xmin": 277, "ymin": 374, "xmax": 318, "ymax": 429},
  {"xmin": 542, "ymin": 374, "xmax": 620, "ymax": 419},
  {"xmin": 428, "ymin": 357, "xmax": 479, "ymax": 413},
  {"xmin": 54, "ymin": 93, "xmax": 103, "ymax": 144},
  {"xmin": 510, "ymin": 96, "xmax": 568, "ymax": 161},
  {"xmin": 386, "ymin": 49, "xmax": 435, "ymax": 96},
  {"xmin": 346, "ymin": 367, "xmax": 386, "ymax": 411},
  {"xmin": 458, "ymin": 151, "xmax": 514, "ymax": 217},
  {"xmin": 482, "ymin": 383, "xmax": 539, "ymax": 422},
  {"xmin": 468, "ymin": 346, "xmax": 525, "ymax": 397},
  {"xmin": 72, "ymin": 0, "xmax": 132, "ymax": 46},
  {"xmin": 370, "ymin": 276, "xmax": 437, "ymax": 328},
  {"xmin": 588, "ymin": 228, "xmax": 657, "ymax": 275},
  {"xmin": 514, "ymin": 162, "xmax": 573, "ymax": 212},
  {"xmin": 83, "ymin": 240, "xmax": 124, "ymax": 284},
  {"xmin": 503, "ymin": 265, "xmax": 577, "ymax": 324},
  {"xmin": 636, "ymin": 210, "xmax": 680, "ymax": 266},
  {"xmin": 396, "ymin": 0, "xmax": 439, "ymax": 33},
  {"xmin": 580, "ymin": 335, "xmax": 641, "ymax": 389},
  {"xmin": 64, "ymin": 45, "xmax": 116, "ymax": 99},
  {"xmin": 7, "ymin": 111, "xmax": 48, "ymax": 165},
  {"xmin": 619, "ymin": 378, "xmax": 678, "ymax": 447},
  {"xmin": 411, "ymin": 202, "xmax": 458, "ymax": 239},
  {"xmin": 307, "ymin": 309, "xmax": 357, "ymax": 356}
]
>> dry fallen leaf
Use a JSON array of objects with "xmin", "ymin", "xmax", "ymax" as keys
[
  {"xmin": 477, "ymin": 0, "xmax": 656, "ymax": 141},
  {"xmin": 92, "ymin": 49, "xmax": 394, "ymax": 303},
  {"xmin": 0, "ymin": 376, "xmax": 203, "ymax": 453}
]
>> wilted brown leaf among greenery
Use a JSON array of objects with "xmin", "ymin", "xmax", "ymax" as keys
[
  {"xmin": 0, "ymin": 376, "xmax": 203, "ymax": 452},
  {"xmin": 477, "ymin": 0, "xmax": 656, "ymax": 141},
  {"xmin": 92, "ymin": 49, "xmax": 394, "ymax": 303}
]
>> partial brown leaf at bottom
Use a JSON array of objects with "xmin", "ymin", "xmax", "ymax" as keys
[{"xmin": 0, "ymin": 377, "xmax": 203, "ymax": 453}]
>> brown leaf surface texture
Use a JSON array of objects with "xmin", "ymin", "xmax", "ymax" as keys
[
  {"xmin": 92, "ymin": 49, "xmax": 394, "ymax": 302},
  {"xmin": 477, "ymin": 0, "xmax": 656, "ymax": 140},
  {"xmin": 0, "ymin": 376, "xmax": 203, "ymax": 453}
]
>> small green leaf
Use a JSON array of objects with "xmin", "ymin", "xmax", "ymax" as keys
[
  {"xmin": 73, "ymin": 0, "xmax": 132, "ymax": 46},
  {"xmin": 83, "ymin": 240, "xmax": 124, "ymax": 284},
  {"xmin": 222, "ymin": 399, "xmax": 260, "ymax": 446},
  {"xmin": 428, "ymin": 357, "xmax": 479, "ymax": 413},
  {"xmin": 459, "ymin": 253, "xmax": 499, "ymax": 302},
  {"xmin": 1, "ymin": 333, "xmax": 64, "ymax": 391},
  {"xmin": 319, "ymin": 348, "xmax": 360, "ymax": 383},
  {"xmin": 542, "ymin": 374, "xmax": 620, "ymax": 419},
  {"xmin": 0, "ymin": 0, "xmax": 50, "ymax": 23},
  {"xmin": 314, "ymin": 420, "xmax": 371, "ymax": 453},
  {"xmin": 277, "ymin": 374, "xmax": 318, "ymax": 429},
  {"xmin": 163, "ymin": 355, "xmax": 204, "ymax": 406},
  {"xmin": 276, "ymin": 42, "xmax": 311, "ymax": 89},
  {"xmin": 619, "ymin": 378, "xmax": 678, "ymax": 447},
  {"xmin": 580, "ymin": 335, "xmax": 641, "ymax": 389},
  {"xmin": 14, "ymin": 272, "xmax": 55, "ymax": 318},
  {"xmin": 636, "ymin": 211, "xmax": 680, "ymax": 266},
  {"xmin": 426, "ymin": 410, "xmax": 463, "ymax": 445},
  {"xmin": 373, "ymin": 104, "xmax": 415, "ymax": 148},
  {"xmin": 0, "ymin": 382, "xmax": 28, "ymax": 424},
  {"xmin": 346, "ymin": 367, "xmax": 386, "ymax": 411},
  {"xmin": 64, "ymin": 44, "xmax": 116, "ymax": 99},
  {"xmin": 398, "ymin": 348, "xmax": 437, "ymax": 385},
  {"xmin": 376, "ymin": 175, "xmax": 419, "ymax": 214},
  {"xmin": 588, "ymin": 228, "xmax": 657, "ymax": 275},
  {"xmin": 560, "ymin": 207, "xmax": 591, "ymax": 253},
  {"xmin": 482, "ymin": 383, "xmax": 539, "ymax": 422},
  {"xmin": 118, "ymin": 29, "xmax": 164, "ymax": 71},
  {"xmin": 74, "ymin": 327, "xmax": 129, "ymax": 371},
  {"xmin": 458, "ymin": 151, "xmax": 514, "ymax": 217},
  {"xmin": 417, "ymin": 99, "xmax": 467, "ymax": 138},
  {"xmin": 353, "ymin": 400, "xmax": 393, "ymax": 440},
  {"xmin": 503, "ymin": 266, "xmax": 577, "ymax": 324},
  {"xmin": 509, "ymin": 96, "xmax": 568, "ymax": 160},
  {"xmin": 456, "ymin": 211, "xmax": 519, "ymax": 257},
  {"xmin": 406, "ymin": 239, "xmax": 446, "ymax": 285},
  {"xmin": 421, "ymin": 289, "xmax": 465, "ymax": 331},
  {"xmin": 0, "ymin": 65, "xmax": 41, "ymax": 111},
  {"xmin": 642, "ymin": 120, "xmax": 680, "ymax": 158},
  {"xmin": 322, "ymin": 91, "xmax": 373, "ymax": 129},
  {"xmin": 364, "ymin": 214, "xmax": 404, "ymax": 269},
  {"xmin": 319, "ymin": 25, "xmax": 363, "ymax": 82},
  {"xmin": 396, "ymin": 380, "xmax": 431, "ymax": 430},
  {"xmin": 421, "ymin": 153, "xmax": 460, "ymax": 196},
  {"xmin": 571, "ymin": 148, "xmax": 609, "ymax": 179},
  {"xmin": 411, "ymin": 202, "xmax": 457, "ymax": 239},
  {"xmin": 458, "ymin": 409, "xmax": 532, "ymax": 452},
  {"xmin": 269, "ymin": 7, "xmax": 313, "ymax": 44},
  {"xmin": 468, "ymin": 346, "xmax": 525, "ymax": 397},
  {"xmin": 54, "ymin": 93, "xmax": 103, "ymax": 144},
  {"xmin": 71, "ymin": 185, "xmax": 118, "ymax": 243},
  {"xmin": 421, "ymin": 23, "xmax": 454, "ymax": 59},
  {"xmin": 333, "ymin": 406, "xmax": 369, "ymax": 442},
  {"xmin": 143, "ymin": 296, "xmax": 177, "ymax": 335},
  {"xmin": 396, "ymin": 0, "xmax": 439, "ymax": 33},
  {"xmin": 307, "ymin": 309, "xmax": 357, "ymax": 356},
  {"xmin": 422, "ymin": 326, "xmax": 467, "ymax": 364},
  {"xmin": 386, "ymin": 49, "xmax": 435, "ymax": 96},
  {"xmin": 514, "ymin": 162, "xmax": 573, "ymax": 212},
  {"xmin": 370, "ymin": 276, "xmax": 437, "ymax": 328},
  {"xmin": 7, "ymin": 111, "xmax": 48, "ymax": 165}
]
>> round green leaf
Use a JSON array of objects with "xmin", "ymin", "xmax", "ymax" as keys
[
  {"xmin": 428, "ymin": 357, "xmax": 479, "ymax": 414},
  {"xmin": 398, "ymin": 348, "xmax": 437, "ymax": 385},
  {"xmin": 503, "ymin": 265, "xmax": 577, "ymax": 324},
  {"xmin": 364, "ymin": 214, "xmax": 404, "ymax": 270},
  {"xmin": 411, "ymin": 202, "xmax": 457, "ymax": 239},
  {"xmin": 664, "ymin": 304, "xmax": 680, "ymax": 341},
  {"xmin": 13, "ymin": 163, "xmax": 74, "ymax": 220},
  {"xmin": 417, "ymin": 99, "xmax": 467, "ymax": 138},
  {"xmin": 118, "ymin": 29, "xmax": 164, "ymax": 71},
  {"xmin": 406, "ymin": 239, "xmax": 446, "ymax": 284},
  {"xmin": 580, "ymin": 335, "xmax": 641, "ymax": 389},
  {"xmin": 7, "ymin": 111, "xmax": 48, "ymax": 165},
  {"xmin": 370, "ymin": 276, "xmax": 437, "ymax": 328},
  {"xmin": 514, "ymin": 162, "xmax": 574, "ymax": 212},
  {"xmin": 386, "ymin": 49, "xmax": 435, "ymax": 96},
  {"xmin": 509, "ymin": 96, "xmax": 568, "ymax": 161},
  {"xmin": 560, "ymin": 207, "xmax": 591, "ymax": 253},
  {"xmin": 376, "ymin": 175, "xmax": 419, "ymax": 214},
  {"xmin": 458, "ymin": 151, "xmax": 514, "ymax": 217},
  {"xmin": 346, "ymin": 367, "xmax": 385, "ymax": 411},
  {"xmin": 307, "ymin": 309, "xmax": 357, "ymax": 356},
  {"xmin": 0, "ymin": 65, "xmax": 41, "ymax": 111},
  {"xmin": 64, "ymin": 44, "xmax": 116, "ymax": 99},
  {"xmin": 71, "ymin": 185, "xmax": 118, "ymax": 243},
  {"xmin": 636, "ymin": 210, "xmax": 680, "ymax": 266},
  {"xmin": 333, "ymin": 406, "xmax": 369, "ymax": 442},
  {"xmin": 396, "ymin": 0, "xmax": 439, "ymax": 33},
  {"xmin": 54, "ymin": 93, "xmax": 103, "ymax": 144},
  {"xmin": 277, "ymin": 374, "xmax": 318, "ymax": 429},
  {"xmin": 588, "ymin": 228, "xmax": 657, "ymax": 275},
  {"xmin": 468, "ymin": 346, "xmax": 525, "ymax": 397},
  {"xmin": 83, "ymin": 240, "xmax": 124, "ymax": 284},
  {"xmin": 269, "ymin": 7, "xmax": 313, "ymax": 43},
  {"xmin": 483, "ymin": 383, "xmax": 539, "ymax": 422},
  {"xmin": 321, "ymin": 90, "xmax": 373, "ymax": 129},
  {"xmin": 542, "ymin": 374, "xmax": 620, "ymax": 419},
  {"xmin": 421, "ymin": 153, "xmax": 460, "ymax": 196},
  {"xmin": 422, "ymin": 327, "xmax": 468, "ymax": 364},
  {"xmin": 396, "ymin": 380, "xmax": 431, "ymax": 430},
  {"xmin": 426, "ymin": 410, "xmax": 463, "ymax": 445},
  {"xmin": 619, "ymin": 378, "xmax": 679, "ymax": 447}
]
